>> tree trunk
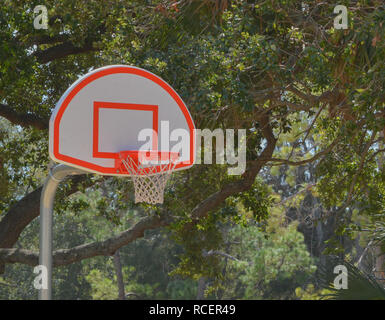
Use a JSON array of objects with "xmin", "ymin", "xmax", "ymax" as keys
[
  {"xmin": 113, "ymin": 250, "xmax": 125, "ymax": 300},
  {"xmin": 196, "ymin": 277, "xmax": 206, "ymax": 300},
  {"xmin": 374, "ymin": 246, "xmax": 385, "ymax": 285},
  {"xmin": 374, "ymin": 134, "xmax": 385, "ymax": 285}
]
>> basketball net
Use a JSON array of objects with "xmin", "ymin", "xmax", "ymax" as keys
[{"xmin": 119, "ymin": 152, "xmax": 179, "ymax": 204}]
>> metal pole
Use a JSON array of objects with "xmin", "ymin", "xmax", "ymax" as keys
[{"xmin": 38, "ymin": 164, "xmax": 85, "ymax": 300}]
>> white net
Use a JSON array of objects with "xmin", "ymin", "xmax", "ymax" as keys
[{"xmin": 120, "ymin": 154, "xmax": 178, "ymax": 204}]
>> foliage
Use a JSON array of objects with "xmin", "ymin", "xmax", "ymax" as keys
[
  {"xmin": 319, "ymin": 258, "xmax": 385, "ymax": 300},
  {"xmin": 86, "ymin": 269, "xmax": 117, "ymax": 300},
  {"xmin": 0, "ymin": 0, "xmax": 385, "ymax": 300},
  {"xmin": 218, "ymin": 211, "xmax": 316, "ymax": 300}
]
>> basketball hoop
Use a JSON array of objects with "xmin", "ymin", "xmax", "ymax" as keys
[
  {"xmin": 115, "ymin": 151, "xmax": 179, "ymax": 204},
  {"xmin": 43, "ymin": 65, "xmax": 196, "ymax": 299}
]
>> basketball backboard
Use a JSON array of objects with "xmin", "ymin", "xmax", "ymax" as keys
[{"xmin": 49, "ymin": 65, "xmax": 195, "ymax": 176}]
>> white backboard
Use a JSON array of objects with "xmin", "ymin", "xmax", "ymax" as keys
[{"xmin": 49, "ymin": 65, "xmax": 195, "ymax": 175}]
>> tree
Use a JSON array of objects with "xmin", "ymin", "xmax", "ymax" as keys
[
  {"xmin": 216, "ymin": 212, "xmax": 317, "ymax": 300},
  {"xmin": 1, "ymin": 0, "xmax": 384, "ymax": 295}
]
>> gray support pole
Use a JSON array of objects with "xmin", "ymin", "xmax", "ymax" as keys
[{"xmin": 38, "ymin": 164, "xmax": 85, "ymax": 300}]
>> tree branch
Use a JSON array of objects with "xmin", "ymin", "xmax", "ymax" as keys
[
  {"xmin": 25, "ymin": 34, "xmax": 70, "ymax": 46},
  {"xmin": 0, "ymin": 116, "xmax": 277, "ymax": 268},
  {"xmin": 0, "ymin": 103, "xmax": 48, "ymax": 130},
  {"xmin": 190, "ymin": 114, "xmax": 277, "ymax": 223},
  {"xmin": 268, "ymin": 138, "xmax": 339, "ymax": 166},
  {"xmin": 202, "ymin": 250, "xmax": 240, "ymax": 262},
  {"xmin": 34, "ymin": 40, "xmax": 97, "ymax": 64},
  {"xmin": 0, "ymin": 214, "xmax": 167, "ymax": 267},
  {"xmin": 0, "ymin": 175, "xmax": 89, "ymax": 273}
]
